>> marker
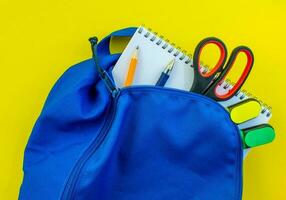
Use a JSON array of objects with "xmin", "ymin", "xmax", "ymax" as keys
[
  {"xmin": 228, "ymin": 98, "xmax": 261, "ymax": 124},
  {"xmin": 240, "ymin": 124, "xmax": 275, "ymax": 149},
  {"xmin": 124, "ymin": 46, "xmax": 139, "ymax": 86},
  {"xmin": 156, "ymin": 59, "xmax": 175, "ymax": 87}
]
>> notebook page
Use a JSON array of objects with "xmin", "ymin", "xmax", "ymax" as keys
[{"xmin": 112, "ymin": 26, "xmax": 194, "ymax": 90}]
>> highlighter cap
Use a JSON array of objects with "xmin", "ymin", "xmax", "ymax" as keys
[
  {"xmin": 244, "ymin": 124, "xmax": 275, "ymax": 148},
  {"xmin": 229, "ymin": 98, "xmax": 261, "ymax": 124}
]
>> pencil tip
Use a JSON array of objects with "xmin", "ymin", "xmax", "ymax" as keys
[{"xmin": 132, "ymin": 46, "xmax": 139, "ymax": 58}]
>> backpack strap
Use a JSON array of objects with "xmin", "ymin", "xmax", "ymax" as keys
[{"xmin": 89, "ymin": 28, "xmax": 137, "ymax": 97}]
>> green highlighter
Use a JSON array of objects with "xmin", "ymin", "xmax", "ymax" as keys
[{"xmin": 240, "ymin": 124, "xmax": 275, "ymax": 149}]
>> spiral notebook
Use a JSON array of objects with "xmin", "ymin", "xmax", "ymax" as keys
[
  {"xmin": 112, "ymin": 26, "xmax": 194, "ymax": 90},
  {"xmin": 112, "ymin": 26, "xmax": 272, "ymax": 158}
]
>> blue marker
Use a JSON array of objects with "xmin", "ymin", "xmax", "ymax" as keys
[{"xmin": 156, "ymin": 59, "xmax": 175, "ymax": 87}]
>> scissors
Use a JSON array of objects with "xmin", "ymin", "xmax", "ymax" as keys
[{"xmin": 191, "ymin": 37, "xmax": 254, "ymax": 101}]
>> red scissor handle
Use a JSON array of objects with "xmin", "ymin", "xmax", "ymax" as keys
[
  {"xmin": 198, "ymin": 38, "xmax": 227, "ymax": 77},
  {"xmin": 205, "ymin": 46, "xmax": 254, "ymax": 101},
  {"xmin": 191, "ymin": 37, "xmax": 228, "ymax": 94}
]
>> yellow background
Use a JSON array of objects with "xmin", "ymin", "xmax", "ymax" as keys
[{"xmin": 0, "ymin": 0, "xmax": 285, "ymax": 199}]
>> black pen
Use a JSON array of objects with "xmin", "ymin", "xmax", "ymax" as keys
[{"xmin": 155, "ymin": 59, "xmax": 175, "ymax": 87}]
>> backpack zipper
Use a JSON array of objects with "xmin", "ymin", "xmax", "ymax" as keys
[{"xmin": 60, "ymin": 90, "xmax": 120, "ymax": 200}]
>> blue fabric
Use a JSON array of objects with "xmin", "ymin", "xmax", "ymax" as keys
[{"xmin": 19, "ymin": 28, "xmax": 243, "ymax": 200}]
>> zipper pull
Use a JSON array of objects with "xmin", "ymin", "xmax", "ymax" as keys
[{"xmin": 112, "ymin": 88, "xmax": 120, "ymax": 99}]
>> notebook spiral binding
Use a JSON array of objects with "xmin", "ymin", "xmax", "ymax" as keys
[
  {"xmin": 138, "ymin": 26, "xmax": 193, "ymax": 65},
  {"xmin": 138, "ymin": 26, "xmax": 272, "ymax": 118}
]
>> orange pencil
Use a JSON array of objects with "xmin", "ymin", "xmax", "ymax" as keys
[{"xmin": 124, "ymin": 46, "xmax": 139, "ymax": 86}]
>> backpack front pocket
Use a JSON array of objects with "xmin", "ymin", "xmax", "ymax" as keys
[{"xmin": 62, "ymin": 86, "xmax": 243, "ymax": 200}]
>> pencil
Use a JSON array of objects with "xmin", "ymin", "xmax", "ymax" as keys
[{"xmin": 124, "ymin": 46, "xmax": 139, "ymax": 86}]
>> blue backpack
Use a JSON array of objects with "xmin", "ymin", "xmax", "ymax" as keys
[{"xmin": 19, "ymin": 28, "xmax": 243, "ymax": 200}]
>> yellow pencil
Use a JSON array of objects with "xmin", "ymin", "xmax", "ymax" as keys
[{"xmin": 124, "ymin": 46, "xmax": 139, "ymax": 86}]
